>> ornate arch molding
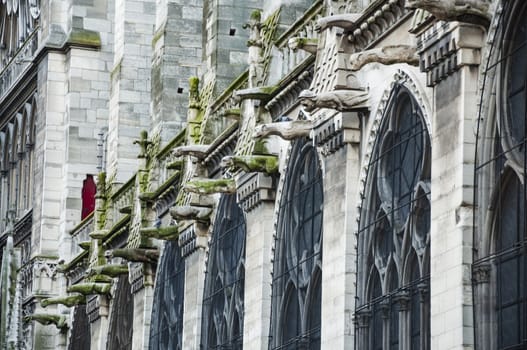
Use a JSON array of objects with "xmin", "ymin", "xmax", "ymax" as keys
[{"xmin": 356, "ymin": 69, "xmax": 431, "ymax": 229}]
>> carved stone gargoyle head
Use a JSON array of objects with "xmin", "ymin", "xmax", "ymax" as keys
[
  {"xmin": 298, "ymin": 89, "xmax": 369, "ymax": 112},
  {"xmin": 405, "ymin": 0, "xmax": 491, "ymax": 25}
]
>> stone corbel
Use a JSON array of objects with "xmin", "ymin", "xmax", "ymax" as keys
[
  {"xmin": 79, "ymin": 241, "xmax": 91, "ymax": 250},
  {"xmin": 220, "ymin": 108, "xmax": 241, "ymax": 121},
  {"xmin": 288, "ymin": 37, "xmax": 318, "ymax": 54},
  {"xmin": 104, "ymin": 248, "xmax": 159, "ymax": 264},
  {"xmin": 233, "ymin": 86, "xmax": 278, "ymax": 104},
  {"xmin": 140, "ymin": 225, "xmax": 180, "ymax": 241},
  {"xmin": 253, "ymin": 120, "xmax": 313, "ymax": 140},
  {"xmin": 89, "ymin": 229, "xmax": 109, "ymax": 239},
  {"xmin": 315, "ymin": 13, "xmax": 361, "ymax": 32},
  {"xmin": 170, "ymin": 205, "xmax": 213, "ymax": 223},
  {"xmin": 183, "ymin": 178, "xmax": 237, "ymax": 195},
  {"xmin": 405, "ymin": 0, "xmax": 491, "ymax": 25},
  {"xmin": 299, "ymin": 89, "xmax": 369, "ymax": 112},
  {"xmin": 85, "ymin": 264, "xmax": 129, "ymax": 278},
  {"xmin": 67, "ymin": 283, "xmax": 112, "ymax": 295},
  {"xmin": 24, "ymin": 314, "xmax": 68, "ymax": 331},
  {"xmin": 41, "ymin": 294, "xmax": 86, "ymax": 308},
  {"xmin": 173, "ymin": 145, "xmax": 210, "ymax": 159},
  {"xmin": 220, "ymin": 155, "xmax": 279, "ymax": 175},
  {"xmin": 349, "ymin": 45, "xmax": 420, "ymax": 71}
]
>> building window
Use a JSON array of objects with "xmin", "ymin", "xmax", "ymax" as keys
[
  {"xmin": 81, "ymin": 175, "xmax": 97, "ymax": 220},
  {"xmin": 68, "ymin": 305, "xmax": 91, "ymax": 350},
  {"xmin": 107, "ymin": 275, "xmax": 134, "ymax": 350},
  {"xmin": 474, "ymin": 2, "xmax": 527, "ymax": 348},
  {"xmin": 269, "ymin": 139, "xmax": 323, "ymax": 350},
  {"xmin": 149, "ymin": 241, "xmax": 185, "ymax": 350},
  {"xmin": 355, "ymin": 85, "xmax": 431, "ymax": 350},
  {"xmin": 201, "ymin": 194, "xmax": 246, "ymax": 349}
]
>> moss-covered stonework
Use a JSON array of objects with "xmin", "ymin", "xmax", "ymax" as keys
[
  {"xmin": 41, "ymin": 294, "xmax": 86, "ymax": 308},
  {"xmin": 24, "ymin": 314, "xmax": 68, "ymax": 331},
  {"xmin": 67, "ymin": 282, "xmax": 112, "ymax": 295},
  {"xmin": 221, "ymin": 155, "xmax": 279, "ymax": 174},
  {"xmin": 140, "ymin": 225, "xmax": 180, "ymax": 241},
  {"xmin": 105, "ymin": 248, "xmax": 159, "ymax": 264},
  {"xmin": 183, "ymin": 178, "xmax": 237, "ymax": 195}
]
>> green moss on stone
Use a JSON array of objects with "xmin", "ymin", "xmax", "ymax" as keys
[
  {"xmin": 67, "ymin": 28, "xmax": 101, "ymax": 48},
  {"xmin": 251, "ymin": 9, "xmax": 262, "ymax": 21}
]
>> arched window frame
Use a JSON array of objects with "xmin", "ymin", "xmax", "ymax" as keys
[
  {"xmin": 149, "ymin": 241, "xmax": 185, "ymax": 350},
  {"xmin": 107, "ymin": 275, "xmax": 134, "ymax": 350},
  {"xmin": 355, "ymin": 84, "xmax": 431, "ymax": 350},
  {"xmin": 473, "ymin": 2, "xmax": 527, "ymax": 348},
  {"xmin": 201, "ymin": 194, "xmax": 246, "ymax": 350},
  {"xmin": 269, "ymin": 138, "xmax": 323, "ymax": 350}
]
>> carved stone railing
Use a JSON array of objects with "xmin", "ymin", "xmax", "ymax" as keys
[
  {"xmin": 0, "ymin": 29, "xmax": 39, "ymax": 100},
  {"xmin": 110, "ymin": 176, "xmax": 136, "ymax": 225},
  {"xmin": 69, "ymin": 213, "xmax": 95, "ymax": 257},
  {"xmin": 274, "ymin": 0, "xmax": 323, "ymax": 77}
]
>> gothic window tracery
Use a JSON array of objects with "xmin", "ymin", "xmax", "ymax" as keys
[
  {"xmin": 107, "ymin": 275, "xmax": 134, "ymax": 350},
  {"xmin": 355, "ymin": 85, "xmax": 431, "ymax": 350},
  {"xmin": 269, "ymin": 139, "xmax": 323, "ymax": 350},
  {"xmin": 201, "ymin": 194, "xmax": 246, "ymax": 349},
  {"xmin": 149, "ymin": 241, "xmax": 185, "ymax": 350},
  {"xmin": 474, "ymin": 2, "xmax": 527, "ymax": 348}
]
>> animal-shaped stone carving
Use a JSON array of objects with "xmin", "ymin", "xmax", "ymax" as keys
[
  {"xmin": 105, "ymin": 248, "xmax": 159, "ymax": 264},
  {"xmin": 220, "ymin": 155, "xmax": 279, "ymax": 174},
  {"xmin": 316, "ymin": 14, "xmax": 361, "ymax": 32},
  {"xmin": 183, "ymin": 178, "xmax": 237, "ymax": 195},
  {"xmin": 298, "ymin": 89, "xmax": 368, "ymax": 112},
  {"xmin": 173, "ymin": 145, "xmax": 210, "ymax": 158},
  {"xmin": 350, "ymin": 45, "xmax": 420, "ymax": 71},
  {"xmin": 170, "ymin": 205, "xmax": 213, "ymax": 222},
  {"xmin": 24, "ymin": 314, "xmax": 68, "ymax": 330},
  {"xmin": 41, "ymin": 294, "xmax": 86, "ymax": 308},
  {"xmin": 253, "ymin": 120, "xmax": 313, "ymax": 140},
  {"xmin": 405, "ymin": 0, "xmax": 491, "ymax": 23}
]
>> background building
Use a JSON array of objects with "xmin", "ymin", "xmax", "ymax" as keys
[{"xmin": 0, "ymin": 0, "xmax": 523, "ymax": 349}]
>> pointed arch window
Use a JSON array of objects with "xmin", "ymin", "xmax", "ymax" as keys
[
  {"xmin": 474, "ymin": 2, "xmax": 527, "ymax": 348},
  {"xmin": 269, "ymin": 139, "xmax": 323, "ymax": 350},
  {"xmin": 201, "ymin": 194, "xmax": 246, "ymax": 349},
  {"xmin": 355, "ymin": 85, "xmax": 431, "ymax": 350},
  {"xmin": 149, "ymin": 241, "xmax": 185, "ymax": 350},
  {"xmin": 107, "ymin": 275, "xmax": 134, "ymax": 350}
]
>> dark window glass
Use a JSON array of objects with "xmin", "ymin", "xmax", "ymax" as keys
[
  {"xmin": 201, "ymin": 194, "xmax": 246, "ymax": 350},
  {"xmin": 149, "ymin": 242, "xmax": 185, "ymax": 350},
  {"xmin": 270, "ymin": 139, "xmax": 323, "ymax": 350},
  {"xmin": 69, "ymin": 305, "xmax": 90, "ymax": 350},
  {"xmin": 107, "ymin": 276, "xmax": 134, "ymax": 350},
  {"xmin": 356, "ymin": 85, "xmax": 430, "ymax": 350}
]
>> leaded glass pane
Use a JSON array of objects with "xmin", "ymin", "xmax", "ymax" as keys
[
  {"xmin": 107, "ymin": 275, "xmax": 133, "ymax": 350},
  {"xmin": 201, "ymin": 194, "xmax": 246, "ymax": 350},
  {"xmin": 68, "ymin": 305, "xmax": 90, "ymax": 350},
  {"xmin": 356, "ymin": 85, "xmax": 431, "ymax": 350},
  {"xmin": 149, "ymin": 241, "xmax": 185, "ymax": 350},
  {"xmin": 270, "ymin": 139, "xmax": 323, "ymax": 350}
]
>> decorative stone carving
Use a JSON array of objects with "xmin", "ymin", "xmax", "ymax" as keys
[
  {"xmin": 287, "ymin": 37, "xmax": 318, "ymax": 54},
  {"xmin": 104, "ymin": 248, "xmax": 160, "ymax": 264},
  {"xmin": 244, "ymin": 10, "xmax": 265, "ymax": 87},
  {"xmin": 315, "ymin": 14, "xmax": 361, "ymax": 32},
  {"xmin": 170, "ymin": 205, "xmax": 213, "ymax": 222},
  {"xmin": 41, "ymin": 294, "xmax": 86, "ymax": 308},
  {"xmin": 67, "ymin": 283, "xmax": 112, "ymax": 295},
  {"xmin": 140, "ymin": 225, "xmax": 180, "ymax": 241},
  {"xmin": 220, "ymin": 155, "xmax": 279, "ymax": 175},
  {"xmin": 173, "ymin": 145, "xmax": 210, "ymax": 159},
  {"xmin": 299, "ymin": 89, "xmax": 368, "ymax": 112},
  {"xmin": 183, "ymin": 178, "xmax": 237, "ymax": 195},
  {"xmin": 349, "ymin": 45, "xmax": 420, "ymax": 71},
  {"xmin": 405, "ymin": 0, "xmax": 491, "ymax": 23},
  {"xmin": 85, "ymin": 264, "xmax": 129, "ymax": 278},
  {"xmin": 24, "ymin": 314, "xmax": 68, "ymax": 331},
  {"xmin": 253, "ymin": 120, "xmax": 313, "ymax": 140},
  {"xmin": 233, "ymin": 86, "xmax": 277, "ymax": 103}
]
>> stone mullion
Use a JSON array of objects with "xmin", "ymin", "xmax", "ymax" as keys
[
  {"xmin": 397, "ymin": 291, "xmax": 411, "ymax": 350},
  {"xmin": 472, "ymin": 263, "xmax": 493, "ymax": 350}
]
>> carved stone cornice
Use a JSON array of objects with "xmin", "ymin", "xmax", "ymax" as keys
[
  {"xmin": 178, "ymin": 221, "xmax": 209, "ymax": 258},
  {"xmin": 416, "ymin": 21, "xmax": 485, "ymax": 86},
  {"xmin": 236, "ymin": 172, "xmax": 276, "ymax": 213},
  {"xmin": 313, "ymin": 111, "xmax": 362, "ymax": 155}
]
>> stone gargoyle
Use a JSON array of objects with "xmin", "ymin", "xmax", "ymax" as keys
[
  {"xmin": 220, "ymin": 155, "xmax": 279, "ymax": 175},
  {"xmin": 315, "ymin": 13, "xmax": 361, "ymax": 32},
  {"xmin": 85, "ymin": 264, "xmax": 129, "ymax": 278},
  {"xmin": 24, "ymin": 314, "xmax": 68, "ymax": 330},
  {"xmin": 183, "ymin": 178, "xmax": 237, "ymax": 195},
  {"xmin": 67, "ymin": 282, "xmax": 112, "ymax": 295},
  {"xmin": 288, "ymin": 37, "xmax": 318, "ymax": 54},
  {"xmin": 105, "ymin": 248, "xmax": 160, "ymax": 264},
  {"xmin": 140, "ymin": 225, "xmax": 180, "ymax": 241},
  {"xmin": 253, "ymin": 120, "xmax": 313, "ymax": 140},
  {"xmin": 170, "ymin": 205, "xmax": 213, "ymax": 223},
  {"xmin": 405, "ymin": 0, "xmax": 491, "ymax": 23},
  {"xmin": 173, "ymin": 145, "xmax": 210, "ymax": 159},
  {"xmin": 41, "ymin": 294, "xmax": 86, "ymax": 308},
  {"xmin": 349, "ymin": 45, "xmax": 420, "ymax": 71},
  {"xmin": 298, "ymin": 89, "xmax": 369, "ymax": 112}
]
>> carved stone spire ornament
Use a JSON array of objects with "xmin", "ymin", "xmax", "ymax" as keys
[
  {"xmin": 349, "ymin": 45, "xmax": 420, "ymax": 71},
  {"xmin": 405, "ymin": 0, "xmax": 491, "ymax": 24}
]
